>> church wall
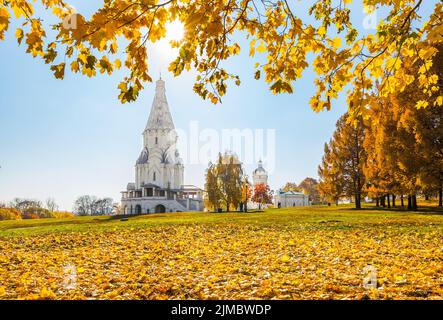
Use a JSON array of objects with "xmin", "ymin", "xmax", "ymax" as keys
[
  {"xmin": 174, "ymin": 165, "xmax": 184, "ymax": 189},
  {"xmin": 275, "ymin": 194, "xmax": 310, "ymax": 208},
  {"xmin": 121, "ymin": 198, "xmax": 189, "ymax": 214}
]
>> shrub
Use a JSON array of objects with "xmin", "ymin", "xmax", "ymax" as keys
[
  {"xmin": 52, "ymin": 211, "xmax": 75, "ymax": 218},
  {"xmin": 0, "ymin": 208, "xmax": 22, "ymax": 220},
  {"xmin": 22, "ymin": 212, "xmax": 40, "ymax": 219},
  {"xmin": 23, "ymin": 207, "xmax": 52, "ymax": 219}
]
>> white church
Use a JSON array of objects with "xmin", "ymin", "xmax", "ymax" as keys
[
  {"xmin": 248, "ymin": 160, "xmax": 270, "ymax": 209},
  {"xmin": 121, "ymin": 78, "xmax": 204, "ymax": 214},
  {"xmin": 250, "ymin": 160, "xmax": 310, "ymax": 208}
]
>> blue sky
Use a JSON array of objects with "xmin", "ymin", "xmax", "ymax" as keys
[{"xmin": 0, "ymin": 1, "xmax": 436, "ymax": 210}]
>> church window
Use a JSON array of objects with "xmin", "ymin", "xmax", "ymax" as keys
[
  {"xmin": 153, "ymin": 172, "xmax": 156, "ymax": 181},
  {"xmin": 155, "ymin": 137, "xmax": 158, "ymax": 144}
]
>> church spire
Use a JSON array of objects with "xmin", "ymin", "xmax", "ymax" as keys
[
  {"xmin": 258, "ymin": 159, "xmax": 263, "ymax": 168},
  {"xmin": 145, "ymin": 78, "xmax": 175, "ymax": 131}
]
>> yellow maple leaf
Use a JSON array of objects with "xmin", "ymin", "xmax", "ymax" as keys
[
  {"xmin": 332, "ymin": 37, "xmax": 342, "ymax": 50},
  {"xmin": 415, "ymin": 100, "xmax": 428, "ymax": 109},
  {"xmin": 318, "ymin": 26, "xmax": 326, "ymax": 37},
  {"xmin": 256, "ymin": 41, "xmax": 266, "ymax": 54},
  {"xmin": 39, "ymin": 287, "xmax": 56, "ymax": 299},
  {"xmin": 0, "ymin": 286, "xmax": 5, "ymax": 297},
  {"xmin": 114, "ymin": 59, "xmax": 121, "ymax": 69},
  {"xmin": 280, "ymin": 255, "xmax": 290, "ymax": 263}
]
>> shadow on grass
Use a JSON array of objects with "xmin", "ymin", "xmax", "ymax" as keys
[
  {"xmin": 0, "ymin": 217, "xmax": 114, "ymax": 231},
  {"xmin": 209, "ymin": 210, "xmax": 265, "ymax": 214},
  {"xmin": 344, "ymin": 206, "xmax": 443, "ymax": 216}
]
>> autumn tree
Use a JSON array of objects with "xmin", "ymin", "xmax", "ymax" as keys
[
  {"xmin": 217, "ymin": 152, "xmax": 243, "ymax": 212},
  {"xmin": 240, "ymin": 176, "xmax": 252, "ymax": 212},
  {"xmin": 318, "ymin": 113, "xmax": 366, "ymax": 209},
  {"xmin": 318, "ymin": 143, "xmax": 344, "ymax": 205},
  {"xmin": 204, "ymin": 161, "xmax": 222, "ymax": 211},
  {"xmin": 298, "ymin": 177, "xmax": 320, "ymax": 203},
  {"xmin": 252, "ymin": 183, "xmax": 272, "ymax": 210},
  {"xmin": 412, "ymin": 45, "xmax": 443, "ymax": 207},
  {"xmin": 0, "ymin": 1, "xmax": 440, "ymax": 116},
  {"xmin": 204, "ymin": 152, "xmax": 243, "ymax": 212},
  {"xmin": 357, "ymin": 42, "xmax": 443, "ymax": 210},
  {"xmin": 388, "ymin": 44, "xmax": 443, "ymax": 209},
  {"xmin": 281, "ymin": 182, "xmax": 301, "ymax": 193},
  {"xmin": 363, "ymin": 94, "xmax": 404, "ymax": 208},
  {"xmin": 417, "ymin": 102, "xmax": 443, "ymax": 207}
]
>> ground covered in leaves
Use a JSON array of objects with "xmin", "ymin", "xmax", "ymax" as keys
[{"xmin": 0, "ymin": 205, "xmax": 442, "ymax": 300}]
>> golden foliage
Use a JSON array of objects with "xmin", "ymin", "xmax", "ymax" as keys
[
  {"xmin": 0, "ymin": 1, "xmax": 441, "ymax": 112},
  {"xmin": 0, "ymin": 208, "xmax": 21, "ymax": 221},
  {"xmin": 52, "ymin": 211, "xmax": 75, "ymax": 219},
  {"xmin": 0, "ymin": 218, "xmax": 442, "ymax": 300}
]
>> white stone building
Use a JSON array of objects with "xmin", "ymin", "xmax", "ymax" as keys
[
  {"xmin": 248, "ymin": 160, "xmax": 271, "ymax": 209},
  {"xmin": 121, "ymin": 79, "xmax": 203, "ymax": 214},
  {"xmin": 274, "ymin": 190, "xmax": 310, "ymax": 208},
  {"xmin": 252, "ymin": 160, "xmax": 268, "ymax": 187}
]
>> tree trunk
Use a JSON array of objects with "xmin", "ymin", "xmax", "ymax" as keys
[
  {"xmin": 401, "ymin": 195, "xmax": 404, "ymax": 207},
  {"xmin": 381, "ymin": 195, "xmax": 386, "ymax": 207},
  {"xmin": 412, "ymin": 194, "xmax": 418, "ymax": 211},
  {"xmin": 439, "ymin": 187, "xmax": 442, "ymax": 207},
  {"xmin": 392, "ymin": 194, "xmax": 396, "ymax": 207},
  {"xmin": 387, "ymin": 194, "xmax": 391, "ymax": 208},
  {"xmin": 226, "ymin": 201, "xmax": 230, "ymax": 212},
  {"xmin": 407, "ymin": 196, "xmax": 412, "ymax": 210},
  {"xmin": 355, "ymin": 175, "xmax": 361, "ymax": 209},
  {"xmin": 376, "ymin": 197, "xmax": 379, "ymax": 207},
  {"xmin": 354, "ymin": 192, "xmax": 361, "ymax": 209}
]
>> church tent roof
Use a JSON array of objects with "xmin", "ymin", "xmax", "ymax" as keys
[
  {"xmin": 278, "ymin": 190, "xmax": 306, "ymax": 196},
  {"xmin": 145, "ymin": 79, "xmax": 175, "ymax": 131}
]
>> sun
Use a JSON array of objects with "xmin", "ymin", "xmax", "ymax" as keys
[
  {"xmin": 164, "ymin": 20, "xmax": 185, "ymax": 43},
  {"xmin": 153, "ymin": 20, "xmax": 185, "ymax": 59}
]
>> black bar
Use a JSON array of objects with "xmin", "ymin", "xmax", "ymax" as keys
[{"xmin": 0, "ymin": 300, "xmax": 440, "ymax": 319}]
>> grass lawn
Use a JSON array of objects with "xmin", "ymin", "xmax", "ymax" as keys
[{"xmin": 0, "ymin": 204, "xmax": 442, "ymax": 299}]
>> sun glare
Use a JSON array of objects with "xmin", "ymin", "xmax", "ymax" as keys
[
  {"xmin": 164, "ymin": 20, "xmax": 185, "ymax": 42},
  {"xmin": 153, "ymin": 20, "xmax": 185, "ymax": 59}
]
